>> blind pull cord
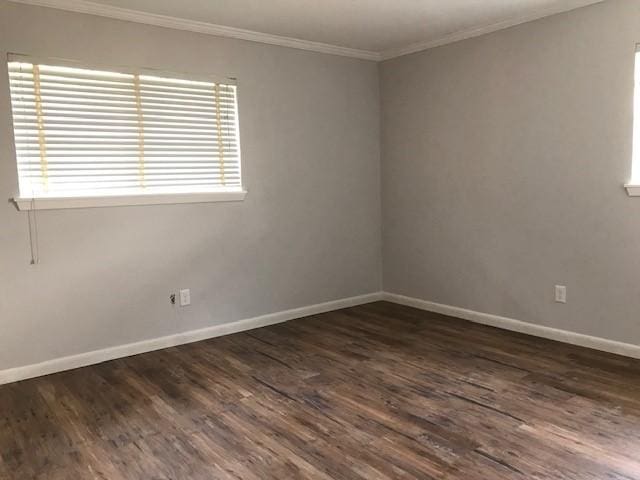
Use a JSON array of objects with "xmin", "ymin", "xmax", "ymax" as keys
[{"xmin": 27, "ymin": 200, "xmax": 40, "ymax": 265}]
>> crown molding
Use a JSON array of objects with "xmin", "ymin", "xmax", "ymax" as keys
[
  {"xmin": 6, "ymin": 0, "xmax": 381, "ymax": 61},
  {"xmin": 7, "ymin": 0, "xmax": 606, "ymax": 62},
  {"xmin": 379, "ymin": 0, "xmax": 605, "ymax": 61}
]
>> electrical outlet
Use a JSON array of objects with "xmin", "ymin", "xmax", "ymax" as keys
[
  {"xmin": 555, "ymin": 285, "xmax": 567, "ymax": 304},
  {"xmin": 179, "ymin": 289, "xmax": 191, "ymax": 307}
]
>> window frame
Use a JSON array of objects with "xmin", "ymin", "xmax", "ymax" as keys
[
  {"xmin": 626, "ymin": 46, "xmax": 640, "ymax": 196},
  {"xmin": 7, "ymin": 54, "xmax": 246, "ymax": 210}
]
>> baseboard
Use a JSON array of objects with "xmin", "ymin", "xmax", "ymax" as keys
[
  {"xmin": 383, "ymin": 292, "xmax": 640, "ymax": 360},
  {"xmin": 8, "ymin": 290, "xmax": 636, "ymax": 385},
  {"xmin": 0, "ymin": 292, "xmax": 384, "ymax": 385}
]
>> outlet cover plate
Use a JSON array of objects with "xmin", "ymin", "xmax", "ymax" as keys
[
  {"xmin": 179, "ymin": 289, "xmax": 191, "ymax": 307},
  {"xmin": 555, "ymin": 285, "xmax": 567, "ymax": 304}
]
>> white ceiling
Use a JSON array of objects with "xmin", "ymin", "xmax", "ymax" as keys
[{"xmin": 12, "ymin": 0, "xmax": 605, "ymax": 59}]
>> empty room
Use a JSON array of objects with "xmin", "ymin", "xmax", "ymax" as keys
[{"xmin": 2, "ymin": 0, "xmax": 640, "ymax": 478}]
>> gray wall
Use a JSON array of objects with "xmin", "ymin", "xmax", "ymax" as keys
[
  {"xmin": 381, "ymin": 0, "xmax": 640, "ymax": 344},
  {"xmin": 0, "ymin": 1, "xmax": 382, "ymax": 369}
]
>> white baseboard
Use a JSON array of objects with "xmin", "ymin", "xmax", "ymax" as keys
[
  {"xmin": 7, "ymin": 290, "xmax": 637, "ymax": 385},
  {"xmin": 0, "ymin": 292, "xmax": 384, "ymax": 385},
  {"xmin": 383, "ymin": 292, "xmax": 640, "ymax": 360}
]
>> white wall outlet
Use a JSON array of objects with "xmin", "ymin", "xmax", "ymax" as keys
[
  {"xmin": 555, "ymin": 285, "xmax": 567, "ymax": 304},
  {"xmin": 179, "ymin": 289, "xmax": 191, "ymax": 307}
]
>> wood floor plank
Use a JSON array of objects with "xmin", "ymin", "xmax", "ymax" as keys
[{"xmin": 2, "ymin": 301, "xmax": 640, "ymax": 479}]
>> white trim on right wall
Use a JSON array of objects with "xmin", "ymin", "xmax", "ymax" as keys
[
  {"xmin": 379, "ymin": 0, "xmax": 605, "ymax": 60},
  {"xmin": 383, "ymin": 292, "xmax": 640, "ymax": 359}
]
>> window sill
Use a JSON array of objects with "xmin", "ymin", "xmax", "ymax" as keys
[
  {"xmin": 13, "ymin": 191, "xmax": 247, "ymax": 211},
  {"xmin": 625, "ymin": 184, "xmax": 640, "ymax": 196}
]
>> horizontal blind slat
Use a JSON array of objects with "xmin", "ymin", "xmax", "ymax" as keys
[
  {"xmin": 18, "ymin": 160, "xmax": 240, "ymax": 167},
  {"xmin": 16, "ymin": 152, "xmax": 238, "ymax": 157},
  {"xmin": 10, "ymin": 82, "xmax": 137, "ymax": 96},
  {"xmin": 15, "ymin": 132, "xmax": 235, "ymax": 138},
  {"xmin": 16, "ymin": 138, "xmax": 235, "ymax": 145}
]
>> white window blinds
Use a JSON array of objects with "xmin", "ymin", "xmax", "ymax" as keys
[{"xmin": 8, "ymin": 56, "xmax": 242, "ymax": 199}]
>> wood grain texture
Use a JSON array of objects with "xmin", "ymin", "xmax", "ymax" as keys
[{"xmin": 2, "ymin": 301, "xmax": 640, "ymax": 479}]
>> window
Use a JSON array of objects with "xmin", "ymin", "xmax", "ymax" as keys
[
  {"xmin": 627, "ymin": 48, "xmax": 640, "ymax": 196},
  {"xmin": 8, "ymin": 55, "xmax": 245, "ymax": 209}
]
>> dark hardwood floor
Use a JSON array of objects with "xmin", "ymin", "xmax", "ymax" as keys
[{"xmin": 2, "ymin": 301, "xmax": 640, "ymax": 479}]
